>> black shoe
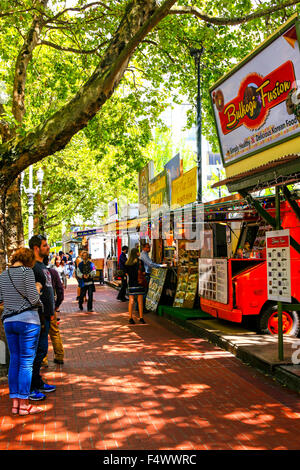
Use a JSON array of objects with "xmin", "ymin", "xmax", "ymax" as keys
[
  {"xmin": 79, "ymin": 304, "xmax": 83, "ymax": 311},
  {"xmin": 129, "ymin": 318, "xmax": 135, "ymax": 324},
  {"xmin": 139, "ymin": 318, "xmax": 146, "ymax": 324},
  {"xmin": 54, "ymin": 358, "xmax": 64, "ymax": 364}
]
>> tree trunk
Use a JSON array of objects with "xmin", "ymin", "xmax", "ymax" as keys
[{"xmin": 0, "ymin": 176, "xmax": 24, "ymax": 271}]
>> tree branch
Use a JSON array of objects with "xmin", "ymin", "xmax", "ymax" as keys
[
  {"xmin": 44, "ymin": 1, "xmax": 114, "ymax": 23},
  {"xmin": 12, "ymin": 0, "xmax": 49, "ymax": 123},
  {"xmin": 169, "ymin": 0, "xmax": 300, "ymax": 25},
  {"xmin": 0, "ymin": 0, "xmax": 177, "ymax": 192},
  {"xmin": 39, "ymin": 39, "xmax": 109, "ymax": 55}
]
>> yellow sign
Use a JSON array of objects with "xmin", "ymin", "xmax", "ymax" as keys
[
  {"xmin": 149, "ymin": 173, "xmax": 167, "ymax": 195},
  {"xmin": 171, "ymin": 167, "xmax": 197, "ymax": 208}
]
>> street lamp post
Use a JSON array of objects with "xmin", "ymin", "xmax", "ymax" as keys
[
  {"xmin": 190, "ymin": 47, "xmax": 204, "ymax": 204},
  {"xmin": 21, "ymin": 166, "xmax": 44, "ymax": 241}
]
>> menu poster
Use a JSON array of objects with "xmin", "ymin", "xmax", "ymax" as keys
[
  {"xmin": 198, "ymin": 258, "xmax": 228, "ymax": 304},
  {"xmin": 173, "ymin": 243, "xmax": 200, "ymax": 308},
  {"xmin": 266, "ymin": 229, "xmax": 291, "ymax": 303},
  {"xmin": 145, "ymin": 267, "xmax": 168, "ymax": 312}
]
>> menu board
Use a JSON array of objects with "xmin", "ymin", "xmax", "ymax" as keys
[
  {"xmin": 145, "ymin": 267, "xmax": 168, "ymax": 312},
  {"xmin": 266, "ymin": 229, "xmax": 291, "ymax": 302},
  {"xmin": 173, "ymin": 242, "xmax": 200, "ymax": 308},
  {"xmin": 198, "ymin": 258, "xmax": 228, "ymax": 304}
]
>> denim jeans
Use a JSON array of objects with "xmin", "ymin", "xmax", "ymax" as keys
[
  {"xmin": 31, "ymin": 317, "xmax": 50, "ymax": 390},
  {"xmin": 4, "ymin": 321, "xmax": 41, "ymax": 399}
]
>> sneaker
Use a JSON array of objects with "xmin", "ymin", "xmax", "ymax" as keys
[
  {"xmin": 139, "ymin": 318, "xmax": 146, "ymax": 324},
  {"xmin": 129, "ymin": 318, "xmax": 135, "ymax": 324},
  {"xmin": 38, "ymin": 383, "xmax": 56, "ymax": 393},
  {"xmin": 29, "ymin": 390, "xmax": 46, "ymax": 401}
]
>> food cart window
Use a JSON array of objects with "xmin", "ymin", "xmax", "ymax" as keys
[{"xmin": 234, "ymin": 223, "xmax": 258, "ymax": 257}]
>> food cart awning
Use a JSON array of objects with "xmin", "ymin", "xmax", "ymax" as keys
[{"xmin": 211, "ymin": 153, "xmax": 300, "ymax": 193}]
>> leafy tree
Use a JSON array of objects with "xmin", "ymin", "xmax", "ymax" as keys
[{"xmin": 0, "ymin": 0, "xmax": 300, "ymax": 268}]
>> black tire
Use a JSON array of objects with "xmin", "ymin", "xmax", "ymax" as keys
[{"xmin": 258, "ymin": 303, "xmax": 300, "ymax": 336}]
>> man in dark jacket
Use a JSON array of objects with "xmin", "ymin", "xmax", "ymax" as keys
[
  {"xmin": 29, "ymin": 235, "xmax": 56, "ymax": 401},
  {"xmin": 77, "ymin": 251, "xmax": 96, "ymax": 312},
  {"xmin": 117, "ymin": 246, "xmax": 129, "ymax": 302},
  {"xmin": 42, "ymin": 257, "xmax": 65, "ymax": 366}
]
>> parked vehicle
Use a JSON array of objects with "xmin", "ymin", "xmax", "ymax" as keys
[{"xmin": 200, "ymin": 197, "xmax": 300, "ymax": 336}]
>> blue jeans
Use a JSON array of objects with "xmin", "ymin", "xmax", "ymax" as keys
[
  {"xmin": 68, "ymin": 265, "xmax": 75, "ymax": 278},
  {"xmin": 31, "ymin": 317, "xmax": 50, "ymax": 390},
  {"xmin": 4, "ymin": 321, "xmax": 41, "ymax": 399}
]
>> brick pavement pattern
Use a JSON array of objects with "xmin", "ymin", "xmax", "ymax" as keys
[{"xmin": 0, "ymin": 284, "xmax": 300, "ymax": 450}]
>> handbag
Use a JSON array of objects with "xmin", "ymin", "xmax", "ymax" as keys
[{"xmin": 3, "ymin": 269, "xmax": 45, "ymax": 327}]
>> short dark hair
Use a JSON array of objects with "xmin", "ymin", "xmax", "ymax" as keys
[
  {"xmin": 29, "ymin": 234, "xmax": 46, "ymax": 250},
  {"xmin": 122, "ymin": 246, "xmax": 128, "ymax": 251}
]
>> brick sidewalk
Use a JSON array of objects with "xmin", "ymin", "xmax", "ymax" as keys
[{"xmin": 0, "ymin": 284, "xmax": 300, "ymax": 450}]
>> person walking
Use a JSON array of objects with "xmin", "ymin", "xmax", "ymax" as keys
[
  {"xmin": 124, "ymin": 248, "xmax": 146, "ymax": 324},
  {"xmin": 53, "ymin": 256, "xmax": 67, "ymax": 289},
  {"xmin": 75, "ymin": 251, "xmax": 83, "ymax": 301},
  {"xmin": 28, "ymin": 235, "xmax": 56, "ymax": 401},
  {"xmin": 42, "ymin": 256, "xmax": 65, "ymax": 367},
  {"xmin": 77, "ymin": 251, "xmax": 96, "ymax": 312},
  {"xmin": 66, "ymin": 250, "xmax": 75, "ymax": 278},
  {"xmin": 0, "ymin": 248, "xmax": 44, "ymax": 415},
  {"xmin": 116, "ymin": 245, "xmax": 129, "ymax": 302}
]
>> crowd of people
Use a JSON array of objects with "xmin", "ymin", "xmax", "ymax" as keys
[{"xmin": 0, "ymin": 236, "xmax": 163, "ymax": 416}]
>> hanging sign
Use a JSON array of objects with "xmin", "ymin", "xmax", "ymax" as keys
[
  {"xmin": 148, "ymin": 170, "xmax": 169, "ymax": 216},
  {"xmin": 266, "ymin": 229, "xmax": 291, "ymax": 302},
  {"xmin": 171, "ymin": 166, "xmax": 197, "ymax": 208},
  {"xmin": 210, "ymin": 15, "xmax": 300, "ymax": 172}
]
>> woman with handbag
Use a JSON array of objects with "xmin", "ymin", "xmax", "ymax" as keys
[
  {"xmin": 124, "ymin": 248, "xmax": 146, "ymax": 324},
  {"xmin": 0, "ymin": 248, "xmax": 44, "ymax": 416}
]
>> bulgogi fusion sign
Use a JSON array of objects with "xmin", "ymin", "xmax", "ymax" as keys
[{"xmin": 210, "ymin": 16, "xmax": 300, "ymax": 166}]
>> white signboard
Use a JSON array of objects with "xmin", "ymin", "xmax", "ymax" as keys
[
  {"xmin": 266, "ymin": 229, "xmax": 291, "ymax": 302},
  {"xmin": 198, "ymin": 258, "xmax": 228, "ymax": 304},
  {"xmin": 210, "ymin": 20, "xmax": 300, "ymax": 166}
]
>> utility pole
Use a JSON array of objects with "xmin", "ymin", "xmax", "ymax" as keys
[{"xmin": 190, "ymin": 47, "xmax": 204, "ymax": 203}]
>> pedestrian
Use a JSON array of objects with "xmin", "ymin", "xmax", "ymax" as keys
[
  {"xmin": 0, "ymin": 247, "xmax": 44, "ymax": 415},
  {"xmin": 42, "ymin": 256, "xmax": 65, "ymax": 367},
  {"xmin": 59, "ymin": 251, "xmax": 67, "ymax": 263},
  {"xmin": 124, "ymin": 248, "xmax": 146, "ymax": 324},
  {"xmin": 28, "ymin": 235, "xmax": 56, "ymax": 401},
  {"xmin": 53, "ymin": 256, "xmax": 67, "ymax": 289},
  {"xmin": 77, "ymin": 251, "xmax": 96, "ymax": 312},
  {"xmin": 140, "ymin": 243, "xmax": 167, "ymax": 309},
  {"xmin": 66, "ymin": 250, "xmax": 75, "ymax": 278},
  {"xmin": 116, "ymin": 245, "xmax": 129, "ymax": 302}
]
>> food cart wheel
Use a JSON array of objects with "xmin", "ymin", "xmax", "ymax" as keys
[{"xmin": 258, "ymin": 304, "xmax": 300, "ymax": 336}]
